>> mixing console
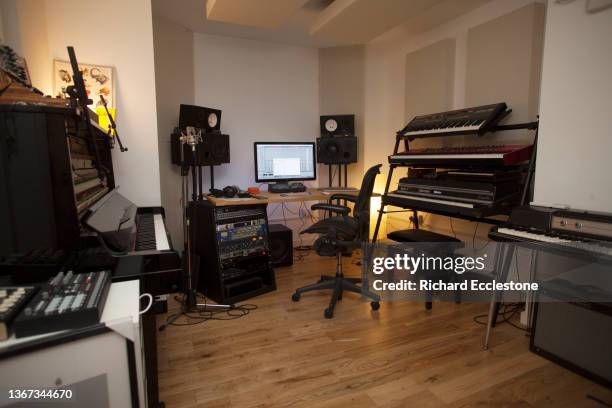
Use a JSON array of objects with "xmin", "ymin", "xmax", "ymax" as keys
[{"xmin": 12, "ymin": 270, "xmax": 111, "ymax": 338}]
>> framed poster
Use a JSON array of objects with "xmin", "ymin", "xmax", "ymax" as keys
[{"xmin": 53, "ymin": 59, "xmax": 115, "ymax": 109}]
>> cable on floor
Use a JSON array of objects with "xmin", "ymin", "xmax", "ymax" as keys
[
  {"xmin": 472, "ymin": 302, "xmax": 528, "ymax": 332},
  {"xmin": 163, "ymin": 292, "xmax": 257, "ymax": 327}
]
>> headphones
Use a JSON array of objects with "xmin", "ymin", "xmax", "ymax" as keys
[{"xmin": 209, "ymin": 185, "xmax": 250, "ymax": 198}]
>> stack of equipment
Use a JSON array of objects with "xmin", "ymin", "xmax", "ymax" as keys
[{"xmin": 317, "ymin": 114, "xmax": 357, "ymax": 165}]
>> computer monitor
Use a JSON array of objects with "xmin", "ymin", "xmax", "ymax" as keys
[{"xmin": 254, "ymin": 142, "xmax": 316, "ymax": 183}]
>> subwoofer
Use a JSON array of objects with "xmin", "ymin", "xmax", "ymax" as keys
[
  {"xmin": 171, "ymin": 131, "xmax": 230, "ymax": 166},
  {"xmin": 268, "ymin": 224, "xmax": 293, "ymax": 266},
  {"xmin": 316, "ymin": 136, "xmax": 357, "ymax": 164}
]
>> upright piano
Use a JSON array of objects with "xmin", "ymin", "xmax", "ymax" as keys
[{"xmin": 0, "ymin": 74, "xmax": 180, "ymax": 407}]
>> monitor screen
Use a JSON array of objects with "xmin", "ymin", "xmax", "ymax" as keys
[{"xmin": 254, "ymin": 142, "xmax": 316, "ymax": 182}]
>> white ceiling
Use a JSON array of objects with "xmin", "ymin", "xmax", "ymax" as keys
[{"xmin": 152, "ymin": 0, "xmax": 491, "ymax": 48}]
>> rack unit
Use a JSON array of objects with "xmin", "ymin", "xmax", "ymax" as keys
[{"xmin": 190, "ymin": 201, "xmax": 276, "ymax": 304}]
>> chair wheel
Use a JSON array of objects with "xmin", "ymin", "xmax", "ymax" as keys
[
  {"xmin": 324, "ymin": 308, "xmax": 333, "ymax": 319},
  {"xmin": 371, "ymin": 301, "xmax": 380, "ymax": 311},
  {"xmin": 291, "ymin": 293, "xmax": 300, "ymax": 302}
]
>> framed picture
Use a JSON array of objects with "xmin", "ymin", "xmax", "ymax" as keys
[{"xmin": 53, "ymin": 59, "xmax": 115, "ymax": 109}]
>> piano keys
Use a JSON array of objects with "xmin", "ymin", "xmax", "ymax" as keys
[
  {"xmin": 490, "ymin": 206, "xmax": 612, "ymax": 258},
  {"xmin": 399, "ymin": 102, "xmax": 508, "ymax": 139},
  {"xmin": 389, "ymin": 144, "xmax": 534, "ymax": 167},
  {"xmin": 83, "ymin": 189, "xmax": 176, "ymax": 256}
]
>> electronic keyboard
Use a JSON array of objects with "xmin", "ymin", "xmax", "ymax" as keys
[
  {"xmin": 395, "ymin": 176, "xmax": 520, "ymax": 206},
  {"xmin": 490, "ymin": 206, "xmax": 612, "ymax": 258},
  {"xmin": 389, "ymin": 144, "xmax": 533, "ymax": 167},
  {"xmin": 399, "ymin": 103, "xmax": 508, "ymax": 139}
]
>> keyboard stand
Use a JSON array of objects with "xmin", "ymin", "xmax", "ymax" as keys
[
  {"xmin": 371, "ymin": 118, "xmax": 540, "ymax": 351},
  {"xmin": 372, "ymin": 119, "xmax": 540, "ymax": 243}
]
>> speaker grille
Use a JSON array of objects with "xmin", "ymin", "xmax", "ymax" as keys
[{"xmin": 317, "ymin": 136, "xmax": 357, "ymax": 164}]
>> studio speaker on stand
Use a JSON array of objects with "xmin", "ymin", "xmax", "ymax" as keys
[
  {"xmin": 316, "ymin": 114, "xmax": 357, "ymax": 165},
  {"xmin": 316, "ymin": 136, "xmax": 357, "ymax": 164}
]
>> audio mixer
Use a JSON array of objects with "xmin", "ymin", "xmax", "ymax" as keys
[{"xmin": 12, "ymin": 270, "xmax": 111, "ymax": 338}]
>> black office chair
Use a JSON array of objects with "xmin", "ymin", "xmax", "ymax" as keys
[{"xmin": 291, "ymin": 164, "xmax": 382, "ymax": 318}]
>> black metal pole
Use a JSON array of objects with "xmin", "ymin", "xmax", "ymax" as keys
[
  {"xmin": 191, "ymin": 165, "xmax": 197, "ymax": 202},
  {"xmin": 198, "ymin": 166, "xmax": 203, "ymax": 200},
  {"xmin": 521, "ymin": 125, "xmax": 539, "ymax": 205},
  {"xmin": 210, "ymin": 165, "xmax": 215, "ymax": 190}
]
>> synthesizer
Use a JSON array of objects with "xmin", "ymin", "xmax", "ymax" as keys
[
  {"xmin": 0, "ymin": 286, "xmax": 37, "ymax": 340},
  {"xmin": 490, "ymin": 206, "xmax": 612, "ymax": 258},
  {"xmin": 389, "ymin": 144, "xmax": 533, "ymax": 167},
  {"xmin": 399, "ymin": 103, "xmax": 508, "ymax": 139},
  {"xmin": 394, "ymin": 175, "xmax": 520, "ymax": 206},
  {"xmin": 12, "ymin": 270, "xmax": 111, "ymax": 338}
]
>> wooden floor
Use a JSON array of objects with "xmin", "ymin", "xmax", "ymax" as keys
[{"xmin": 156, "ymin": 252, "xmax": 611, "ymax": 408}]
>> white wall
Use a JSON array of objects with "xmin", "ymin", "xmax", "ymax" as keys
[
  {"xmin": 192, "ymin": 33, "xmax": 320, "ymax": 242},
  {"xmin": 0, "ymin": 0, "xmax": 161, "ymax": 206},
  {"xmin": 533, "ymin": 0, "xmax": 612, "ymax": 212},
  {"xmin": 153, "ymin": 15, "xmax": 194, "ymax": 252},
  {"xmin": 193, "ymin": 33, "xmax": 320, "ymax": 190},
  {"xmin": 0, "ymin": 0, "xmax": 52, "ymax": 93}
]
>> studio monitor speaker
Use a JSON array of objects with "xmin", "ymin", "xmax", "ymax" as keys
[
  {"xmin": 317, "ymin": 136, "xmax": 357, "ymax": 164},
  {"xmin": 268, "ymin": 224, "xmax": 293, "ymax": 267},
  {"xmin": 320, "ymin": 114, "xmax": 355, "ymax": 137},
  {"xmin": 179, "ymin": 104, "xmax": 222, "ymax": 133},
  {"xmin": 171, "ymin": 130, "xmax": 230, "ymax": 166}
]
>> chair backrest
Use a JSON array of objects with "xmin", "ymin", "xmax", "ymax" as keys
[{"xmin": 353, "ymin": 164, "xmax": 382, "ymax": 236}]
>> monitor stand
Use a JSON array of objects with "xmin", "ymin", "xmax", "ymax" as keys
[{"xmin": 268, "ymin": 182, "xmax": 306, "ymax": 194}]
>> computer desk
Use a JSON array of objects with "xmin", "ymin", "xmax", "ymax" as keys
[{"xmin": 206, "ymin": 188, "xmax": 358, "ymax": 207}]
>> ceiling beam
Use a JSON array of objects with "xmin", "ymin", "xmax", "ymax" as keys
[
  {"xmin": 206, "ymin": 0, "xmax": 311, "ymax": 29},
  {"xmin": 310, "ymin": 0, "xmax": 447, "ymax": 44}
]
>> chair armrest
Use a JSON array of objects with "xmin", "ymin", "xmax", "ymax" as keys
[
  {"xmin": 329, "ymin": 193, "xmax": 357, "ymax": 202},
  {"xmin": 311, "ymin": 203, "xmax": 350, "ymax": 215}
]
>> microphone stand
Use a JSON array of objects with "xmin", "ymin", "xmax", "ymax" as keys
[
  {"xmin": 99, "ymin": 94, "xmax": 128, "ymax": 152},
  {"xmin": 159, "ymin": 127, "xmax": 232, "ymax": 331}
]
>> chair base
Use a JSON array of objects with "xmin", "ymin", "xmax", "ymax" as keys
[{"xmin": 292, "ymin": 273, "xmax": 380, "ymax": 319}]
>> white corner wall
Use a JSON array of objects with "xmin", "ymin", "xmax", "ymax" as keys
[
  {"xmin": 193, "ymin": 33, "xmax": 320, "ymax": 190},
  {"xmin": 153, "ymin": 15, "xmax": 195, "ymax": 252},
  {"xmin": 1, "ymin": 0, "xmax": 161, "ymax": 206},
  {"xmin": 44, "ymin": 0, "xmax": 161, "ymax": 206},
  {"xmin": 533, "ymin": 0, "xmax": 612, "ymax": 212}
]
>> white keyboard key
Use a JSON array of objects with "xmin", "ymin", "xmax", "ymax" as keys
[{"xmin": 153, "ymin": 214, "xmax": 171, "ymax": 251}]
